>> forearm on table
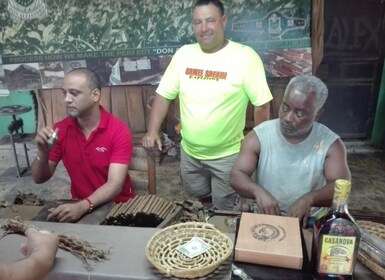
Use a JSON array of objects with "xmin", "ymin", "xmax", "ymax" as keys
[
  {"xmin": 0, "ymin": 254, "xmax": 53, "ymax": 280},
  {"xmin": 85, "ymin": 180, "xmax": 124, "ymax": 209}
]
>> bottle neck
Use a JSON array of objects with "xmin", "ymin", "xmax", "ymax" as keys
[
  {"xmin": 332, "ymin": 186, "xmax": 350, "ymax": 213},
  {"xmin": 333, "ymin": 202, "xmax": 349, "ymax": 213}
]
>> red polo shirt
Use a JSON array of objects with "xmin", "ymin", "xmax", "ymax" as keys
[{"xmin": 49, "ymin": 106, "xmax": 135, "ymax": 202}]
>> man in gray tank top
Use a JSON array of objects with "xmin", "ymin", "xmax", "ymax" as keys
[{"xmin": 230, "ymin": 75, "xmax": 351, "ymax": 228}]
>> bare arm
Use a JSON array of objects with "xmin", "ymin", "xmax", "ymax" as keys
[
  {"xmin": 0, "ymin": 228, "xmax": 59, "ymax": 280},
  {"xmin": 307, "ymin": 137, "xmax": 351, "ymax": 206},
  {"xmin": 142, "ymin": 94, "xmax": 172, "ymax": 151},
  {"xmin": 86, "ymin": 163, "xmax": 128, "ymax": 207},
  {"xmin": 31, "ymin": 159, "xmax": 58, "ymax": 183},
  {"xmin": 48, "ymin": 163, "xmax": 128, "ymax": 222},
  {"xmin": 230, "ymin": 130, "xmax": 280, "ymax": 215},
  {"xmin": 253, "ymin": 101, "xmax": 270, "ymax": 126},
  {"xmin": 288, "ymin": 138, "xmax": 351, "ymax": 226},
  {"xmin": 31, "ymin": 127, "xmax": 58, "ymax": 183}
]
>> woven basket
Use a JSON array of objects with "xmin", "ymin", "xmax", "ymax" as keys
[
  {"xmin": 145, "ymin": 222, "xmax": 233, "ymax": 278},
  {"xmin": 357, "ymin": 220, "xmax": 385, "ymax": 279}
]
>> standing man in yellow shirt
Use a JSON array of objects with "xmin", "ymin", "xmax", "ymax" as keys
[{"xmin": 143, "ymin": 0, "xmax": 272, "ymax": 210}]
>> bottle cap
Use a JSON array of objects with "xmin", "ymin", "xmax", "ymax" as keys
[{"xmin": 333, "ymin": 179, "xmax": 351, "ymax": 203}]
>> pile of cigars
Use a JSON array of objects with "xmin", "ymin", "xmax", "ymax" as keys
[{"xmin": 102, "ymin": 195, "xmax": 176, "ymax": 227}]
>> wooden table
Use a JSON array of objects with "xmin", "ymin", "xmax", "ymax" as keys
[
  {"xmin": 0, "ymin": 206, "xmax": 382, "ymax": 279},
  {"xmin": 231, "ymin": 226, "xmax": 383, "ymax": 280},
  {"xmin": 0, "ymin": 219, "xmax": 233, "ymax": 280}
]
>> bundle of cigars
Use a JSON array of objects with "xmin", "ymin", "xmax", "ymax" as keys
[{"xmin": 102, "ymin": 195, "xmax": 176, "ymax": 227}]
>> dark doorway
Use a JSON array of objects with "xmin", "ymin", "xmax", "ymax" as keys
[{"xmin": 317, "ymin": 0, "xmax": 385, "ymax": 139}]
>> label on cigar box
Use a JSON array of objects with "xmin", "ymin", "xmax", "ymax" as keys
[{"xmin": 235, "ymin": 213, "xmax": 303, "ymax": 269}]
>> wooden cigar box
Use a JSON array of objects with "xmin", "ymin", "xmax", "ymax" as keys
[{"xmin": 234, "ymin": 212, "xmax": 303, "ymax": 269}]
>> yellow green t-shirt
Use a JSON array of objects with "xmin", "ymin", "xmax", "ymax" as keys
[{"xmin": 156, "ymin": 40, "xmax": 272, "ymax": 159}]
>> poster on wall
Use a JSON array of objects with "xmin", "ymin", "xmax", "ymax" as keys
[{"xmin": 0, "ymin": 0, "xmax": 311, "ymax": 91}]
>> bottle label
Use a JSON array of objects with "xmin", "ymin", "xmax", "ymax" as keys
[{"xmin": 318, "ymin": 235, "xmax": 357, "ymax": 275}]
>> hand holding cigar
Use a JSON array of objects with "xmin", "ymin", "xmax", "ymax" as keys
[{"xmin": 47, "ymin": 128, "xmax": 59, "ymax": 146}]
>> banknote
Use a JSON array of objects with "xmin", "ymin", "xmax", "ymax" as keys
[{"xmin": 177, "ymin": 237, "xmax": 211, "ymax": 258}]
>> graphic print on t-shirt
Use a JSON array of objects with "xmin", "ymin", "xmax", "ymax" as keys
[{"xmin": 185, "ymin": 67, "xmax": 227, "ymax": 81}]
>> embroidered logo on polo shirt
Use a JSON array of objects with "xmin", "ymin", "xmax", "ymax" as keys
[{"xmin": 96, "ymin": 147, "xmax": 107, "ymax": 152}]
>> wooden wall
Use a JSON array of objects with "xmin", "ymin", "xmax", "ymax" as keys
[
  {"xmin": 35, "ymin": 85, "xmax": 180, "ymax": 139},
  {"xmin": 35, "ymin": 81, "xmax": 287, "ymax": 138},
  {"xmin": 35, "ymin": 78, "xmax": 289, "ymax": 139}
]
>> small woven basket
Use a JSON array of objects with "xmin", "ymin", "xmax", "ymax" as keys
[
  {"xmin": 145, "ymin": 222, "xmax": 233, "ymax": 278},
  {"xmin": 357, "ymin": 220, "xmax": 385, "ymax": 279}
]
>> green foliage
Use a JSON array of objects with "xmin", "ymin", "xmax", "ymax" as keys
[{"xmin": 0, "ymin": 0, "xmax": 310, "ymax": 56}]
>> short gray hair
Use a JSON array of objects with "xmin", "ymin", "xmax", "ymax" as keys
[{"xmin": 286, "ymin": 75, "xmax": 328, "ymax": 109}]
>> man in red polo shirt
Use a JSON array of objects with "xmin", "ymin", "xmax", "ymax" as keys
[{"xmin": 31, "ymin": 68, "xmax": 135, "ymax": 222}]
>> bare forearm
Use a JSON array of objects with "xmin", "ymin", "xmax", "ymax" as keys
[
  {"xmin": 31, "ymin": 155, "xmax": 52, "ymax": 183},
  {"xmin": 230, "ymin": 170, "xmax": 260, "ymax": 199},
  {"xmin": 0, "ymin": 254, "xmax": 54, "ymax": 280},
  {"xmin": 86, "ymin": 181, "xmax": 123, "ymax": 208},
  {"xmin": 147, "ymin": 94, "xmax": 171, "ymax": 134}
]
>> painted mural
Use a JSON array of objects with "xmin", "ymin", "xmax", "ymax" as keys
[{"xmin": 0, "ymin": 0, "xmax": 311, "ymax": 90}]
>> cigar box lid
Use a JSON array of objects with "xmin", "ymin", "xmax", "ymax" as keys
[{"xmin": 234, "ymin": 213, "xmax": 303, "ymax": 269}]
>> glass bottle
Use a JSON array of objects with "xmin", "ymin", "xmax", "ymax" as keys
[{"xmin": 311, "ymin": 179, "xmax": 361, "ymax": 279}]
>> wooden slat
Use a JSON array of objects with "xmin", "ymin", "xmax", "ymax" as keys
[
  {"xmin": 125, "ymin": 86, "xmax": 146, "ymax": 133},
  {"xmin": 100, "ymin": 87, "xmax": 111, "ymax": 112},
  {"xmin": 44, "ymin": 89, "xmax": 54, "ymax": 128},
  {"xmin": 51, "ymin": 89, "xmax": 66, "ymax": 124},
  {"xmin": 35, "ymin": 90, "xmax": 47, "ymax": 130},
  {"xmin": 141, "ymin": 85, "xmax": 156, "ymax": 131},
  {"xmin": 147, "ymin": 151, "xmax": 156, "ymax": 195},
  {"xmin": 110, "ymin": 86, "xmax": 129, "ymax": 127}
]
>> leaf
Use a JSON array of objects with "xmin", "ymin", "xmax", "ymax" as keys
[
  {"xmin": 27, "ymin": 31, "xmax": 42, "ymax": 41},
  {"xmin": 120, "ymin": 30, "xmax": 127, "ymax": 43},
  {"xmin": 43, "ymin": 24, "xmax": 55, "ymax": 36}
]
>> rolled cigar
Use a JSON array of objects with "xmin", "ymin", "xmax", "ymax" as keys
[
  {"xmin": 159, "ymin": 203, "xmax": 174, "ymax": 219},
  {"xmin": 143, "ymin": 195, "xmax": 157, "ymax": 213},
  {"xmin": 124, "ymin": 196, "xmax": 141, "ymax": 214},
  {"xmin": 152, "ymin": 199, "xmax": 165, "ymax": 215},
  {"xmin": 360, "ymin": 228, "xmax": 385, "ymax": 258},
  {"xmin": 360, "ymin": 240, "xmax": 385, "ymax": 267},
  {"xmin": 106, "ymin": 203, "xmax": 123, "ymax": 219},
  {"xmin": 148, "ymin": 198, "xmax": 161, "ymax": 213},
  {"xmin": 133, "ymin": 196, "xmax": 148, "ymax": 214}
]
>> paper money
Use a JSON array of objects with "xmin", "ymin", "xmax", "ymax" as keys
[{"xmin": 177, "ymin": 237, "xmax": 211, "ymax": 258}]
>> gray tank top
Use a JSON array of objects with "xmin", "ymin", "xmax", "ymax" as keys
[{"xmin": 254, "ymin": 119, "xmax": 339, "ymax": 212}]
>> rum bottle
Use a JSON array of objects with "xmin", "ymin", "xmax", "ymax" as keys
[{"xmin": 311, "ymin": 179, "xmax": 361, "ymax": 279}]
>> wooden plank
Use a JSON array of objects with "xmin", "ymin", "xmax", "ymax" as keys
[
  {"xmin": 35, "ymin": 90, "xmax": 46, "ymax": 130},
  {"xmin": 147, "ymin": 152, "xmax": 156, "ymax": 195},
  {"xmin": 110, "ymin": 86, "xmax": 129, "ymax": 127},
  {"xmin": 51, "ymin": 89, "xmax": 66, "ymax": 124},
  {"xmin": 142, "ymin": 85, "xmax": 156, "ymax": 130},
  {"xmin": 125, "ymin": 86, "xmax": 146, "ymax": 133},
  {"xmin": 100, "ymin": 87, "xmax": 111, "ymax": 112},
  {"xmin": 44, "ymin": 89, "xmax": 54, "ymax": 128}
]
